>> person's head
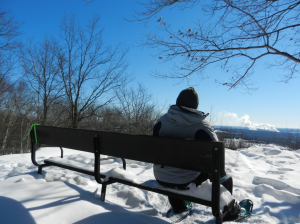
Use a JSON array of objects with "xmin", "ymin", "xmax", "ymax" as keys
[{"xmin": 176, "ymin": 87, "xmax": 199, "ymax": 109}]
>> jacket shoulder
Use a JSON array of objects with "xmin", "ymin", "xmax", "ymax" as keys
[{"xmin": 196, "ymin": 119, "xmax": 218, "ymax": 141}]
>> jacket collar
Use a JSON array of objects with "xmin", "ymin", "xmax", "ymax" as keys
[{"xmin": 170, "ymin": 105, "xmax": 209, "ymax": 118}]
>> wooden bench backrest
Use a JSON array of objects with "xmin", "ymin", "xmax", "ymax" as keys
[{"xmin": 32, "ymin": 125, "xmax": 225, "ymax": 175}]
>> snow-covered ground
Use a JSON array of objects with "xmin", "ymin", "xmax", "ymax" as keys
[{"xmin": 0, "ymin": 144, "xmax": 300, "ymax": 224}]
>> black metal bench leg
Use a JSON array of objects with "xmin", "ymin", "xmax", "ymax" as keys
[
  {"xmin": 121, "ymin": 158, "xmax": 126, "ymax": 170},
  {"xmin": 38, "ymin": 164, "xmax": 52, "ymax": 174},
  {"xmin": 38, "ymin": 166, "xmax": 43, "ymax": 174},
  {"xmin": 101, "ymin": 183, "xmax": 107, "ymax": 202},
  {"xmin": 215, "ymin": 216, "xmax": 222, "ymax": 224}
]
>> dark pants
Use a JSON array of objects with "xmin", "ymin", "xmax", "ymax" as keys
[{"xmin": 157, "ymin": 173, "xmax": 210, "ymax": 212}]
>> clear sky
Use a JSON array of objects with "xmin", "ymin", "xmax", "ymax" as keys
[{"xmin": 2, "ymin": 0, "xmax": 300, "ymax": 129}]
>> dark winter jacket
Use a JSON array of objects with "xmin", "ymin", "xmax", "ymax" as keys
[{"xmin": 153, "ymin": 105, "xmax": 218, "ymax": 184}]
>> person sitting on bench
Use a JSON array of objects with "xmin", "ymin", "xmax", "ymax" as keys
[{"xmin": 152, "ymin": 87, "xmax": 240, "ymax": 221}]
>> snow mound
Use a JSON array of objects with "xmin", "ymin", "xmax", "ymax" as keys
[
  {"xmin": 44, "ymin": 171, "xmax": 91, "ymax": 186},
  {"xmin": 104, "ymin": 167, "xmax": 137, "ymax": 183},
  {"xmin": 188, "ymin": 180, "xmax": 234, "ymax": 210},
  {"xmin": 116, "ymin": 189, "xmax": 146, "ymax": 208}
]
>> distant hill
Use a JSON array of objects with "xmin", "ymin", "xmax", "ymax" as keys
[{"xmin": 213, "ymin": 126, "xmax": 300, "ymax": 150}]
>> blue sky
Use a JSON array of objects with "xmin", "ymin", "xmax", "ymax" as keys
[{"xmin": 2, "ymin": 0, "xmax": 300, "ymax": 129}]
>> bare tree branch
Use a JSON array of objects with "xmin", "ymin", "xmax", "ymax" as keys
[
  {"xmin": 0, "ymin": 9, "xmax": 22, "ymax": 98},
  {"xmin": 134, "ymin": 0, "xmax": 300, "ymax": 90},
  {"xmin": 20, "ymin": 36, "xmax": 64, "ymax": 125},
  {"xmin": 58, "ymin": 14, "xmax": 132, "ymax": 128}
]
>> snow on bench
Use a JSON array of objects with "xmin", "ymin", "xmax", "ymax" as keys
[
  {"xmin": 104, "ymin": 167, "xmax": 233, "ymax": 211},
  {"xmin": 45, "ymin": 156, "xmax": 117, "ymax": 175}
]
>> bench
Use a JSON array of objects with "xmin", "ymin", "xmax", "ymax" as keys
[{"xmin": 30, "ymin": 125, "xmax": 234, "ymax": 224}]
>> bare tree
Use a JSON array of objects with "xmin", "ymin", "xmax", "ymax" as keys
[
  {"xmin": 0, "ymin": 10, "xmax": 21, "ymax": 51},
  {"xmin": 0, "ymin": 77, "xmax": 10, "ymax": 106},
  {"xmin": 0, "ymin": 9, "xmax": 22, "ymax": 97},
  {"xmin": 133, "ymin": 0, "xmax": 300, "ymax": 91},
  {"xmin": 0, "ymin": 81, "xmax": 31, "ymax": 154},
  {"xmin": 57, "ymin": 14, "xmax": 131, "ymax": 129},
  {"xmin": 21, "ymin": 36, "xmax": 63, "ymax": 125},
  {"xmin": 15, "ymin": 83, "xmax": 35, "ymax": 153},
  {"xmin": 0, "ymin": 89, "xmax": 17, "ymax": 153},
  {"xmin": 45, "ymin": 98, "xmax": 70, "ymax": 127},
  {"xmin": 82, "ymin": 106, "xmax": 123, "ymax": 132},
  {"xmin": 115, "ymin": 83, "xmax": 164, "ymax": 135}
]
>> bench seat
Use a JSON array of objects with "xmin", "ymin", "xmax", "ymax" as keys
[
  {"xmin": 44, "ymin": 156, "xmax": 234, "ymax": 211},
  {"xmin": 103, "ymin": 168, "xmax": 234, "ymax": 211},
  {"xmin": 44, "ymin": 156, "xmax": 118, "ymax": 177}
]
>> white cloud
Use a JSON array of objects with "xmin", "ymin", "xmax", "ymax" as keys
[{"xmin": 218, "ymin": 112, "xmax": 279, "ymax": 132}]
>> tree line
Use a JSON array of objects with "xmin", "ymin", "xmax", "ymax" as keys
[{"xmin": 0, "ymin": 12, "xmax": 164, "ymax": 155}]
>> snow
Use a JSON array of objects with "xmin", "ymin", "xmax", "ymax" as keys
[
  {"xmin": 0, "ymin": 145, "xmax": 300, "ymax": 223},
  {"xmin": 104, "ymin": 167, "xmax": 137, "ymax": 183},
  {"xmin": 103, "ymin": 168, "xmax": 234, "ymax": 211}
]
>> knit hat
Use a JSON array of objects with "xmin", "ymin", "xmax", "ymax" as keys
[{"xmin": 176, "ymin": 87, "xmax": 199, "ymax": 109}]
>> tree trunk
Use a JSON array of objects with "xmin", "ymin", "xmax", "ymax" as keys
[
  {"xmin": 72, "ymin": 106, "xmax": 78, "ymax": 129},
  {"xmin": 20, "ymin": 117, "xmax": 24, "ymax": 154},
  {"xmin": 1, "ymin": 105, "xmax": 17, "ymax": 152}
]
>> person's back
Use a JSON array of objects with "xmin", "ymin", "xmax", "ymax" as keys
[
  {"xmin": 153, "ymin": 87, "xmax": 218, "ymax": 212},
  {"xmin": 153, "ymin": 104, "xmax": 218, "ymax": 185},
  {"xmin": 152, "ymin": 87, "xmax": 240, "ymax": 221}
]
